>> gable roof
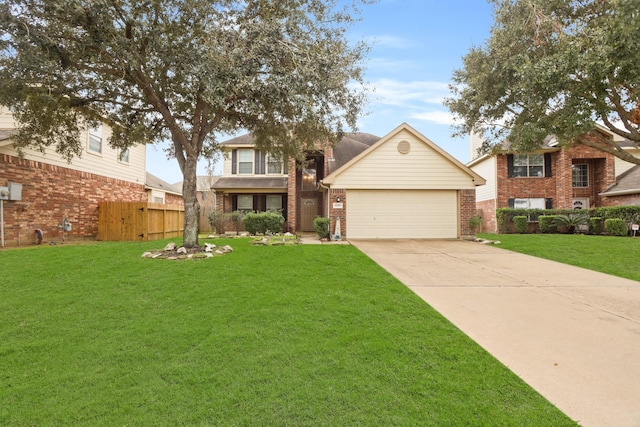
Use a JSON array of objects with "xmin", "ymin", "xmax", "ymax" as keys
[
  {"xmin": 145, "ymin": 172, "xmax": 182, "ymax": 195},
  {"xmin": 323, "ymin": 123, "xmax": 486, "ymax": 187},
  {"xmin": 328, "ymin": 133, "xmax": 381, "ymax": 174},
  {"xmin": 600, "ymin": 165, "xmax": 640, "ymax": 196}
]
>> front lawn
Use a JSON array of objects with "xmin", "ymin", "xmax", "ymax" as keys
[
  {"xmin": 479, "ymin": 233, "xmax": 640, "ymax": 282},
  {"xmin": 1, "ymin": 238, "xmax": 575, "ymax": 425}
]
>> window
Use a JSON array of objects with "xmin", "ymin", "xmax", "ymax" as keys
[
  {"xmin": 88, "ymin": 123, "xmax": 103, "ymax": 154},
  {"xmin": 572, "ymin": 164, "xmax": 589, "ymax": 188},
  {"xmin": 512, "ymin": 154, "xmax": 543, "ymax": 177},
  {"xmin": 266, "ymin": 195, "xmax": 282, "ymax": 212},
  {"xmin": 237, "ymin": 194, "xmax": 253, "ymax": 211},
  {"xmin": 513, "ymin": 198, "xmax": 546, "ymax": 209},
  {"xmin": 267, "ymin": 154, "xmax": 283, "ymax": 174},
  {"xmin": 238, "ymin": 149, "xmax": 254, "ymax": 174},
  {"xmin": 118, "ymin": 148, "xmax": 130, "ymax": 164}
]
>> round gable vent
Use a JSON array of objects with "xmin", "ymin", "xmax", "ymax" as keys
[{"xmin": 397, "ymin": 140, "xmax": 411, "ymax": 154}]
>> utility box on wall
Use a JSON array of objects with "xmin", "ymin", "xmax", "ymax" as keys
[{"xmin": 8, "ymin": 182, "xmax": 22, "ymax": 201}]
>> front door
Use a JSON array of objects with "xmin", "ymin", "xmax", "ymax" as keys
[{"xmin": 301, "ymin": 198, "xmax": 318, "ymax": 231}]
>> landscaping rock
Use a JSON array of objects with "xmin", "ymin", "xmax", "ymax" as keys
[{"xmin": 163, "ymin": 242, "xmax": 177, "ymax": 251}]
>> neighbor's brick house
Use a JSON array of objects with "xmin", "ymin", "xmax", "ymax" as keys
[
  {"xmin": 468, "ymin": 127, "xmax": 640, "ymax": 232},
  {"xmin": 0, "ymin": 106, "xmax": 181, "ymax": 246}
]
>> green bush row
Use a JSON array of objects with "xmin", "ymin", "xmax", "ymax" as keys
[
  {"xmin": 497, "ymin": 206, "xmax": 640, "ymax": 236},
  {"xmin": 313, "ymin": 216, "xmax": 330, "ymax": 239}
]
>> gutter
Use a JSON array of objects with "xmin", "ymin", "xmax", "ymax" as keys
[{"xmin": 599, "ymin": 188, "xmax": 640, "ymax": 197}]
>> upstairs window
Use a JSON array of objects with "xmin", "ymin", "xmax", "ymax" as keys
[
  {"xmin": 507, "ymin": 153, "xmax": 552, "ymax": 178},
  {"xmin": 572, "ymin": 164, "xmax": 589, "ymax": 188},
  {"xmin": 238, "ymin": 149, "xmax": 254, "ymax": 174},
  {"xmin": 88, "ymin": 123, "xmax": 103, "ymax": 154},
  {"xmin": 267, "ymin": 154, "xmax": 284, "ymax": 174},
  {"xmin": 513, "ymin": 154, "xmax": 543, "ymax": 177}
]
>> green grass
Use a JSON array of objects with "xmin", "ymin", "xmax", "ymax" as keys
[
  {"xmin": 1, "ymin": 238, "xmax": 575, "ymax": 426},
  {"xmin": 479, "ymin": 233, "xmax": 640, "ymax": 281}
]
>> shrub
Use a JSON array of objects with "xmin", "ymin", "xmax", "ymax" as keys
[
  {"xmin": 242, "ymin": 211, "xmax": 285, "ymax": 235},
  {"xmin": 208, "ymin": 211, "xmax": 228, "ymax": 234},
  {"xmin": 469, "ymin": 215, "xmax": 482, "ymax": 233},
  {"xmin": 538, "ymin": 215, "xmax": 558, "ymax": 233},
  {"xmin": 513, "ymin": 216, "xmax": 528, "ymax": 234},
  {"xmin": 551, "ymin": 212, "xmax": 589, "ymax": 234},
  {"xmin": 230, "ymin": 211, "xmax": 244, "ymax": 233},
  {"xmin": 605, "ymin": 218, "xmax": 628, "ymax": 237},
  {"xmin": 589, "ymin": 217, "xmax": 603, "ymax": 235},
  {"xmin": 313, "ymin": 216, "xmax": 330, "ymax": 239}
]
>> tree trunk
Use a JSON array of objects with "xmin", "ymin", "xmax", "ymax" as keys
[{"xmin": 182, "ymin": 154, "xmax": 200, "ymax": 248}]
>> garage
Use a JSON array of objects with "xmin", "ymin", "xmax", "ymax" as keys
[
  {"xmin": 346, "ymin": 189, "xmax": 458, "ymax": 239},
  {"xmin": 321, "ymin": 123, "xmax": 485, "ymax": 240}
]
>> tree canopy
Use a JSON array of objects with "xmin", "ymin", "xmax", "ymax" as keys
[
  {"xmin": 0, "ymin": 0, "xmax": 372, "ymax": 247},
  {"xmin": 445, "ymin": 0, "xmax": 640, "ymax": 164}
]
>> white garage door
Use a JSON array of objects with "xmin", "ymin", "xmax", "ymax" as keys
[{"xmin": 346, "ymin": 190, "xmax": 458, "ymax": 239}]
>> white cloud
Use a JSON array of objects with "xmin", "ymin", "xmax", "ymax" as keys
[
  {"xmin": 369, "ymin": 78, "xmax": 449, "ymax": 106},
  {"xmin": 411, "ymin": 110, "xmax": 458, "ymax": 126},
  {"xmin": 368, "ymin": 35, "xmax": 413, "ymax": 49}
]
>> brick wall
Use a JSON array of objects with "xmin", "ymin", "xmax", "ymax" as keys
[
  {"xmin": 1, "ymin": 154, "xmax": 146, "ymax": 246},
  {"xmin": 476, "ymin": 199, "xmax": 497, "ymax": 233},
  {"xmin": 602, "ymin": 193, "xmax": 640, "ymax": 206},
  {"xmin": 496, "ymin": 146, "xmax": 616, "ymax": 210},
  {"xmin": 459, "ymin": 189, "xmax": 478, "ymax": 238},
  {"xmin": 286, "ymin": 158, "xmax": 297, "ymax": 233}
]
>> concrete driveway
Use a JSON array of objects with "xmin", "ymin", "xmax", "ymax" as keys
[{"xmin": 350, "ymin": 239, "xmax": 640, "ymax": 427}]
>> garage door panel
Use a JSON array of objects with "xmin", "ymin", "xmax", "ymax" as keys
[{"xmin": 346, "ymin": 190, "xmax": 457, "ymax": 239}]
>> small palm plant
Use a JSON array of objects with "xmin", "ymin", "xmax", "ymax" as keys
[{"xmin": 551, "ymin": 212, "xmax": 589, "ymax": 234}]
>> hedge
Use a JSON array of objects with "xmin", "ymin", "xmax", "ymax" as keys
[
  {"xmin": 496, "ymin": 206, "xmax": 640, "ymax": 234},
  {"xmin": 242, "ymin": 211, "xmax": 285, "ymax": 235},
  {"xmin": 605, "ymin": 218, "xmax": 628, "ymax": 236}
]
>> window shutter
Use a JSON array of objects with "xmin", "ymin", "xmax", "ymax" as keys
[
  {"xmin": 261, "ymin": 195, "xmax": 267, "ymax": 211},
  {"xmin": 255, "ymin": 151, "xmax": 265, "ymax": 175},
  {"xmin": 232, "ymin": 194, "xmax": 238, "ymax": 211},
  {"xmin": 253, "ymin": 195, "xmax": 258, "ymax": 211},
  {"xmin": 507, "ymin": 155, "xmax": 514, "ymax": 177},
  {"xmin": 545, "ymin": 198, "xmax": 553, "ymax": 209},
  {"xmin": 283, "ymin": 159, "xmax": 288, "ymax": 175},
  {"xmin": 508, "ymin": 198, "xmax": 515, "ymax": 208},
  {"xmin": 544, "ymin": 153, "xmax": 552, "ymax": 177},
  {"xmin": 231, "ymin": 150, "xmax": 237, "ymax": 175}
]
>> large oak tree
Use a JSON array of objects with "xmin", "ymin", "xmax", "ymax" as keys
[
  {"xmin": 445, "ymin": 0, "xmax": 640, "ymax": 163},
  {"xmin": 0, "ymin": 0, "xmax": 371, "ymax": 247}
]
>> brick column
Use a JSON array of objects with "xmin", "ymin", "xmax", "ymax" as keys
[{"xmin": 287, "ymin": 158, "xmax": 297, "ymax": 233}]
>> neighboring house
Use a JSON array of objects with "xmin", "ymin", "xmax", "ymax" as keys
[
  {"xmin": 468, "ymin": 126, "xmax": 640, "ymax": 232},
  {"xmin": 145, "ymin": 172, "xmax": 183, "ymax": 205},
  {"xmin": 174, "ymin": 175, "xmax": 220, "ymax": 231},
  {"xmin": 0, "ymin": 105, "xmax": 150, "ymax": 245},
  {"xmin": 213, "ymin": 123, "xmax": 485, "ymax": 239}
]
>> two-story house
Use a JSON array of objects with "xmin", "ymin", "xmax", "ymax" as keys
[
  {"xmin": 214, "ymin": 123, "xmax": 485, "ymax": 239},
  {"xmin": 468, "ymin": 126, "xmax": 640, "ymax": 232},
  {"xmin": 0, "ymin": 106, "xmax": 174, "ymax": 245}
]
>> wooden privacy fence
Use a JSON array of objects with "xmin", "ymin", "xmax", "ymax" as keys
[{"xmin": 98, "ymin": 202, "xmax": 184, "ymax": 241}]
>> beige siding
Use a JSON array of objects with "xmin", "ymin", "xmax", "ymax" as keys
[
  {"xmin": 615, "ymin": 149, "xmax": 640, "ymax": 177},
  {"xmin": 0, "ymin": 106, "xmax": 17, "ymax": 129},
  {"xmin": 346, "ymin": 189, "xmax": 458, "ymax": 239},
  {"xmin": 471, "ymin": 157, "xmax": 497, "ymax": 202},
  {"xmin": 332, "ymin": 129, "xmax": 477, "ymax": 190},
  {"xmin": 0, "ymin": 121, "xmax": 146, "ymax": 185}
]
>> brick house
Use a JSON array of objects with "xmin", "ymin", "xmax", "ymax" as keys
[
  {"xmin": 468, "ymin": 127, "xmax": 640, "ymax": 232},
  {"xmin": 213, "ymin": 123, "xmax": 485, "ymax": 239},
  {"xmin": 0, "ymin": 106, "xmax": 181, "ymax": 246}
]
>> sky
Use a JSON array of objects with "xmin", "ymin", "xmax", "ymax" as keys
[{"xmin": 145, "ymin": 0, "xmax": 496, "ymax": 184}]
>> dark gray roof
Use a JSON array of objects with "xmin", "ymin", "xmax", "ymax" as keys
[
  {"xmin": 213, "ymin": 176, "xmax": 288, "ymax": 191},
  {"xmin": 601, "ymin": 165, "xmax": 640, "ymax": 196},
  {"xmin": 328, "ymin": 133, "xmax": 381, "ymax": 174},
  {"xmin": 220, "ymin": 134, "xmax": 256, "ymax": 146},
  {"xmin": 145, "ymin": 172, "xmax": 182, "ymax": 194}
]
